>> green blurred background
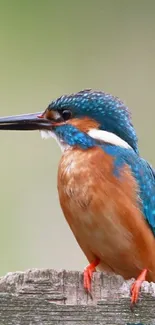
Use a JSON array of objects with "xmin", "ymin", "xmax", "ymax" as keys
[{"xmin": 0, "ymin": 0, "xmax": 155, "ymax": 276}]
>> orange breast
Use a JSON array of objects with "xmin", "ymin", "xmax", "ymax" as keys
[{"xmin": 58, "ymin": 146, "xmax": 155, "ymax": 281}]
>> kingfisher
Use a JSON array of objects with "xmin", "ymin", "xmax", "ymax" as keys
[{"xmin": 0, "ymin": 89, "xmax": 155, "ymax": 308}]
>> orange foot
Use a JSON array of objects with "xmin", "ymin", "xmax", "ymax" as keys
[
  {"xmin": 130, "ymin": 268, "xmax": 147, "ymax": 309},
  {"xmin": 83, "ymin": 258, "xmax": 100, "ymax": 296}
]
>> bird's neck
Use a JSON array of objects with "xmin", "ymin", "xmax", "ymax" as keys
[{"xmin": 41, "ymin": 125, "xmax": 96, "ymax": 151}]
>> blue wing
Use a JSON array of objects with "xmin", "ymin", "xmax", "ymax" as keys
[
  {"xmin": 102, "ymin": 144, "xmax": 155, "ymax": 235},
  {"xmin": 133, "ymin": 158, "xmax": 155, "ymax": 234}
]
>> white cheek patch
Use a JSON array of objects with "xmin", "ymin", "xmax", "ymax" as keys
[
  {"xmin": 40, "ymin": 130, "xmax": 69, "ymax": 152},
  {"xmin": 88, "ymin": 129, "xmax": 132, "ymax": 149}
]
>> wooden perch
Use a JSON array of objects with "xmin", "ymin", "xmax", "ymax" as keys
[{"xmin": 0, "ymin": 269, "xmax": 154, "ymax": 324}]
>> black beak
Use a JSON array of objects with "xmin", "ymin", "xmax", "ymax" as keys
[{"xmin": 0, "ymin": 112, "xmax": 53, "ymax": 131}]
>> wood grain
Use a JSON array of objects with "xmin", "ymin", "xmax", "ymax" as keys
[{"xmin": 0, "ymin": 269, "xmax": 154, "ymax": 324}]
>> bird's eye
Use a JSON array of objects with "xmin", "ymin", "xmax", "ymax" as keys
[{"xmin": 61, "ymin": 109, "xmax": 72, "ymax": 121}]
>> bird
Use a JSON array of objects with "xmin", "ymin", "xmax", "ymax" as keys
[{"xmin": 0, "ymin": 89, "xmax": 155, "ymax": 308}]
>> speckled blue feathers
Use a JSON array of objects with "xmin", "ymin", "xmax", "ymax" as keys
[
  {"xmin": 48, "ymin": 89, "xmax": 138, "ymax": 154},
  {"xmin": 54, "ymin": 123, "xmax": 96, "ymax": 149},
  {"xmin": 123, "ymin": 151, "xmax": 155, "ymax": 236}
]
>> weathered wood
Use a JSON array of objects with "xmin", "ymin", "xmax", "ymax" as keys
[{"xmin": 0, "ymin": 269, "xmax": 154, "ymax": 324}]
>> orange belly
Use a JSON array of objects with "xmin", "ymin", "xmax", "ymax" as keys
[{"xmin": 58, "ymin": 146, "xmax": 155, "ymax": 281}]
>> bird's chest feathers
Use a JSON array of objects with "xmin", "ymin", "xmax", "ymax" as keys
[
  {"xmin": 58, "ymin": 147, "xmax": 111, "ymax": 214},
  {"xmin": 57, "ymin": 147, "xmax": 138, "ymax": 242},
  {"xmin": 58, "ymin": 148, "xmax": 96, "ymax": 211}
]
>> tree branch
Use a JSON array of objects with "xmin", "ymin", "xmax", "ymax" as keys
[{"xmin": 0, "ymin": 269, "xmax": 154, "ymax": 324}]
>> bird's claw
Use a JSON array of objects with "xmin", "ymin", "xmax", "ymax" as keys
[
  {"xmin": 83, "ymin": 266, "xmax": 94, "ymax": 297},
  {"xmin": 83, "ymin": 258, "xmax": 100, "ymax": 297},
  {"xmin": 130, "ymin": 268, "xmax": 147, "ymax": 310}
]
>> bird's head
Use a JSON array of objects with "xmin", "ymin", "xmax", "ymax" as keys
[{"xmin": 0, "ymin": 89, "xmax": 138, "ymax": 153}]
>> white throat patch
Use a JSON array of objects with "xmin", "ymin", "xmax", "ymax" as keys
[{"xmin": 40, "ymin": 130, "xmax": 69, "ymax": 152}]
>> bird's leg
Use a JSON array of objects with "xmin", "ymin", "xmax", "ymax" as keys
[
  {"xmin": 83, "ymin": 258, "xmax": 100, "ymax": 295},
  {"xmin": 130, "ymin": 268, "xmax": 147, "ymax": 308}
]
